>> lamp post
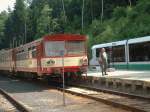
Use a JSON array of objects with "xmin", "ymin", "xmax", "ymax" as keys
[
  {"xmin": 129, "ymin": 0, "xmax": 132, "ymax": 7},
  {"xmin": 101, "ymin": 0, "xmax": 104, "ymax": 23},
  {"xmin": 61, "ymin": 0, "xmax": 67, "ymax": 23},
  {"xmin": 24, "ymin": 21, "xmax": 27, "ymax": 44},
  {"xmin": 60, "ymin": 49, "xmax": 66, "ymax": 106},
  {"xmin": 82, "ymin": 0, "xmax": 85, "ymax": 32}
]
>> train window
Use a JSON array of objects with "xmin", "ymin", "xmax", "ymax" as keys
[
  {"xmin": 16, "ymin": 54, "xmax": 19, "ymax": 60},
  {"xmin": 0, "ymin": 54, "xmax": 3, "ymax": 62},
  {"xmin": 96, "ymin": 46, "xmax": 125, "ymax": 62},
  {"xmin": 66, "ymin": 41, "xmax": 85, "ymax": 55},
  {"xmin": 112, "ymin": 45, "xmax": 125, "ymax": 62},
  {"xmin": 27, "ymin": 46, "xmax": 38, "ymax": 58},
  {"xmin": 0, "ymin": 55, "xmax": 1, "ymax": 62},
  {"xmin": 45, "ymin": 41, "xmax": 65, "ymax": 56},
  {"xmin": 129, "ymin": 42, "xmax": 150, "ymax": 62},
  {"xmin": 32, "ymin": 46, "xmax": 36, "ymax": 50},
  {"xmin": 32, "ymin": 48, "xmax": 38, "ymax": 58},
  {"xmin": 28, "ymin": 47, "xmax": 32, "ymax": 51},
  {"xmin": 96, "ymin": 48, "xmax": 99, "ymax": 58},
  {"xmin": 16, "ymin": 50, "xmax": 28, "ymax": 60},
  {"xmin": 22, "ymin": 52, "xmax": 28, "ymax": 60}
]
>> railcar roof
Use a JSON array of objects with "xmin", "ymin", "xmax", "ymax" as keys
[
  {"xmin": 128, "ymin": 36, "xmax": 150, "ymax": 44},
  {"xmin": 43, "ymin": 34, "xmax": 86, "ymax": 41},
  {"xmin": 92, "ymin": 35, "xmax": 150, "ymax": 49},
  {"xmin": 15, "ymin": 38, "xmax": 42, "ymax": 51},
  {"xmin": 15, "ymin": 34, "xmax": 86, "ymax": 51},
  {"xmin": 0, "ymin": 49, "xmax": 13, "ymax": 54},
  {"xmin": 92, "ymin": 40, "xmax": 127, "ymax": 49}
]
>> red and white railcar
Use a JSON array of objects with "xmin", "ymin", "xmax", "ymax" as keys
[
  {"xmin": 0, "ymin": 49, "xmax": 14, "ymax": 72},
  {"xmin": 14, "ymin": 34, "xmax": 88, "ymax": 77}
]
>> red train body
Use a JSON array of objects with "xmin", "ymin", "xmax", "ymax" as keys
[{"xmin": 0, "ymin": 34, "xmax": 88, "ymax": 78}]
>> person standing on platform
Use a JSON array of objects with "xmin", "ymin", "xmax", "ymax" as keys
[{"xmin": 98, "ymin": 48, "xmax": 108, "ymax": 76}]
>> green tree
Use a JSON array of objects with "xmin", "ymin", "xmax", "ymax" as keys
[
  {"xmin": 36, "ymin": 4, "xmax": 52, "ymax": 39},
  {"xmin": 3, "ymin": 0, "xmax": 27, "ymax": 48},
  {"xmin": 0, "ymin": 11, "xmax": 8, "ymax": 48},
  {"xmin": 13, "ymin": 0, "xmax": 27, "ymax": 41}
]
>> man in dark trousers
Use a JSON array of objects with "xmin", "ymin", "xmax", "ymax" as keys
[{"xmin": 99, "ymin": 48, "xmax": 108, "ymax": 76}]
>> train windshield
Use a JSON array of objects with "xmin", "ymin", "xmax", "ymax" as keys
[
  {"xmin": 45, "ymin": 41, "xmax": 85, "ymax": 56},
  {"xmin": 66, "ymin": 41, "xmax": 85, "ymax": 55},
  {"xmin": 45, "ymin": 41, "xmax": 65, "ymax": 56}
]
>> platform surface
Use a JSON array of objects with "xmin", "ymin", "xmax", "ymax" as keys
[{"xmin": 85, "ymin": 70, "xmax": 150, "ymax": 82}]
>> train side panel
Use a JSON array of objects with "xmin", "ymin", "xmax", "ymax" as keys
[
  {"xmin": 15, "ymin": 39, "xmax": 42, "ymax": 74},
  {"xmin": 0, "ymin": 49, "xmax": 14, "ymax": 72},
  {"xmin": 15, "ymin": 59, "xmax": 37, "ymax": 72},
  {"xmin": 40, "ymin": 56, "xmax": 87, "ymax": 74}
]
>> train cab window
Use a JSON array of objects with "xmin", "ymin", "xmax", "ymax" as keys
[
  {"xmin": 129, "ymin": 42, "xmax": 150, "ymax": 62},
  {"xmin": 66, "ymin": 41, "xmax": 85, "ymax": 55},
  {"xmin": 45, "ymin": 41, "xmax": 65, "ymax": 56},
  {"xmin": 96, "ymin": 48, "xmax": 99, "ymax": 57}
]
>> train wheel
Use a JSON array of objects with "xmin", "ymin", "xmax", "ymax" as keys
[{"xmin": 30, "ymin": 73, "xmax": 38, "ymax": 80}]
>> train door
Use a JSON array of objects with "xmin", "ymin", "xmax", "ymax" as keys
[
  {"xmin": 12, "ymin": 49, "xmax": 17, "ymax": 72},
  {"xmin": 37, "ymin": 43, "xmax": 42, "ymax": 75}
]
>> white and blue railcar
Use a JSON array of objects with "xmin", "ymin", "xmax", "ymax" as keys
[{"xmin": 90, "ymin": 36, "xmax": 150, "ymax": 70}]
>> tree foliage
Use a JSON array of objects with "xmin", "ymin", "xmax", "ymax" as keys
[
  {"xmin": 0, "ymin": 0, "xmax": 149, "ymax": 58},
  {"xmin": 0, "ymin": 11, "xmax": 8, "ymax": 48}
]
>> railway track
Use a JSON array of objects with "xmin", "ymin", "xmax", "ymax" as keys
[
  {"xmin": 0, "ymin": 75, "xmax": 129, "ymax": 112},
  {"xmin": 72, "ymin": 84, "xmax": 150, "ymax": 101},
  {"xmin": 40, "ymin": 77, "xmax": 150, "ymax": 112},
  {"xmin": 14, "ymin": 77, "xmax": 149, "ymax": 112},
  {"xmin": 54, "ymin": 84, "xmax": 150, "ymax": 112},
  {"xmin": 1, "ymin": 74, "xmax": 149, "ymax": 112},
  {"xmin": 0, "ymin": 88, "xmax": 29, "ymax": 112}
]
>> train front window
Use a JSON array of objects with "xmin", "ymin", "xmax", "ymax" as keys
[
  {"xmin": 66, "ymin": 41, "xmax": 85, "ymax": 55},
  {"xmin": 45, "ymin": 41, "xmax": 65, "ymax": 56}
]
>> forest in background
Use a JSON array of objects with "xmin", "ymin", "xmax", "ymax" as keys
[{"xmin": 0, "ymin": 0, "xmax": 150, "ymax": 57}]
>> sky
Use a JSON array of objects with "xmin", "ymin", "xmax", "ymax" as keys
[{"xmin": 0, "ymin": 0, "xmax": 16, "ymax": 12}]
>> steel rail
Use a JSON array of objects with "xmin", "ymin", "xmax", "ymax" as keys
[
  {"xmin": 70, "ymin": 84, "xmax": 150, "ymax": 101},
  {"xmin": 55, "ymin": 85, "xmax": 149, "ymax": 112},
  {"xmin": 0, "ymin": 88, "xmax": 30, "ymax": 112},
  {"xmin": 2, "ymin": 74, "xmax": 149, "ymax": 112}
]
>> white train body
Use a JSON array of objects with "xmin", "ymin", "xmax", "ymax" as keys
[{"xmin": 90, "ymin": 36, "xmax": 150, "ymax": 70}]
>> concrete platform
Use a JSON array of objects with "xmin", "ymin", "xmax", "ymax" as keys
[
  {"xmin": 87, "ymin": 70, "xmax": 150, "ymax": 81},
  {"xmin": 82, "ymin": 70, "xmax": 150, "ymax": 93}
]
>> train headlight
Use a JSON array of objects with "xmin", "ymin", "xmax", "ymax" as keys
[
  {"xmin": 80, "ymin": 59, "xmax": 83, "ymax": 64},
  {"xmin": 80, "ymin": 58, "xmax": 88, "ymax": 65},
  {"xmin": 83, "ymin": 58, "xmax": 88, "ymax": 65},
  {"xmin": 47, "ymin": 59, "xmax": 55, "ymax": 65}
]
